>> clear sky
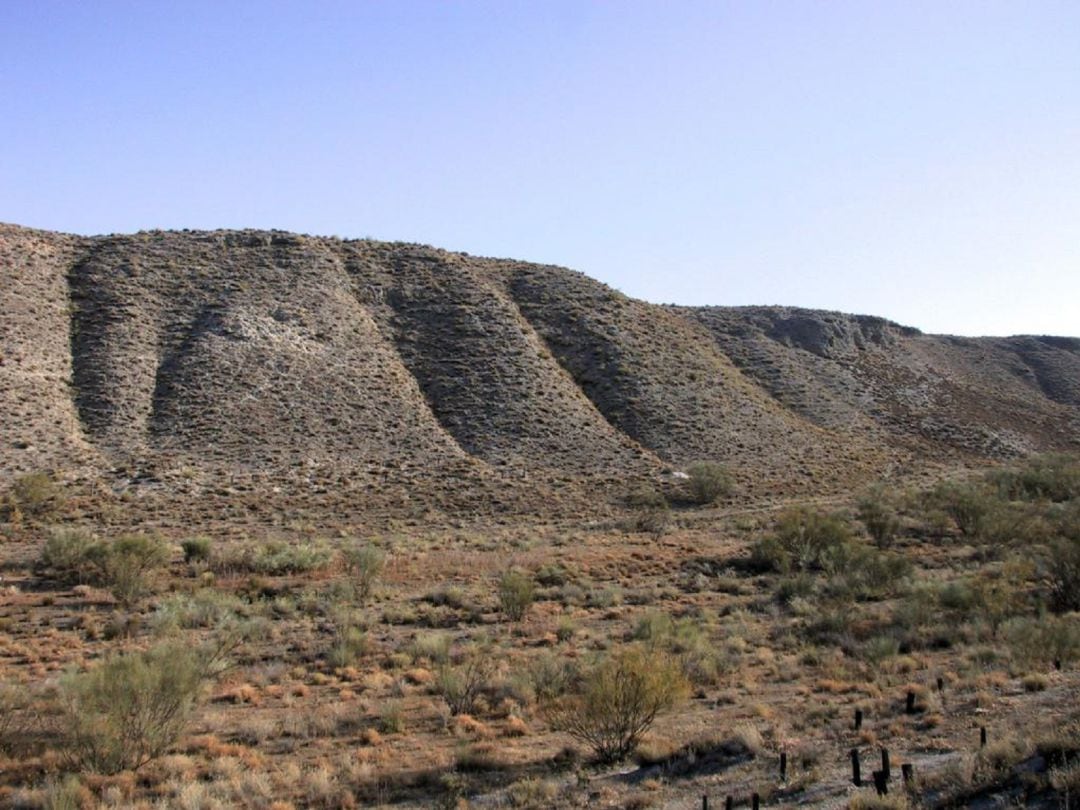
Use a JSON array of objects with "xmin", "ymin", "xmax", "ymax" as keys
[{"xmin": 2, "ymin": 1, "xmax": 1078, "ymax": 337}]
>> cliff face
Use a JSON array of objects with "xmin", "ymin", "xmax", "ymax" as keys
[{"xmin": 2, "ymin": 223, "xmax": 1078, "ymax": 507}]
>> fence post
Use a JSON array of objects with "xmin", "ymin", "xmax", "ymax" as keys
[
  {"xmin": 854, "ymin": 708, "xmax": 863, "ymax": 730},
  {"xmin": 906, "ymin": 691, "xmax": 916, "ymax": 714},
  {"xmin": 881, "ymin": 748, "xmax": 890, "ymax": 781},
  {"xmin": 780, "ymin": 751, "xmax": 787, "ymax": 782},
  {"xmin": 873, "ymin": 770, "xmax": 888, "ymax": 796},
  {"xmin": 980, "ymin": 726, "xmax": 987, "ymax": 747},
  {"xmin": 851, "ymin": 748, "xmax": 861, "ymax": 786},
  {"xmin": 901, "ymin": 763, "xmax": 914, "ymax": 786}
]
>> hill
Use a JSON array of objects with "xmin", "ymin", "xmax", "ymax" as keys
[{"xmin": 2, "ymin": 222, "xmax": 1078, "ymax": 518}]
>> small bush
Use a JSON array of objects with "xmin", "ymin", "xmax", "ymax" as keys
[
  {"xmin": 4, "ymin": 471, "xmax": 63, "ymax": 521},
  {"xmin": 929, "ymin": 481, "xmax": 995, "ymax": 537},
  {"xmin": 545, "ymin": 646, "xmax": 688, "ymax": 763},
  {"xmin": 627, "ymin": 487, "xmax": 671, "ymax": 539},
  {"xmin": 152, "ymin": 589, "xmax": 246, "ymax": 631},
  {"xmin": 378, "ymin": 701, "xmax": 405, "ymax": 734},
  {"xmin": 437, "ymin": 649, "xmax": 497, "ymax": 715},
  {"xmin": 498, "ymin": 569, "xmax": 535, "ymax": 622},
  {"xmin": 685, "ymin": 462, "xmax": 733, "ymax": 505},
  {"xmin": 411, "ymin": 631, "xmax": 453, "ymax": 665},
  {"xmin": 181, "ymin": 536, "xmax": 212, "ymax": 563},
  {"xmin": 329, "ymin": 625, "xmax": 369, "ymax": 668},
  {"xmin": 1044, "ymin": 527, "xmax": 1080, "ymax": 613},
  {"xmin": 1005, "ymin": 615, "xmax": 1080, "ymax": 667},
  {"xmin": 212, "ymin": 540, "xmax": 332, "ymax": 576},
  {"xmin": 39, "ymin": 527, "xmax": 99, "ymax": 583},
  {"xmin": 341, "ymin": 541, "xmax": 385, "ymax": 602},
  {"xmin": 98, "ymin": 533, "xmax": 170, "ymax": 605},
  {"xmin": 0, "ymin": 680, "xmax": 36, "ymax": 756},
  {"xmin": 525, "ymin": 653, "xmax": 579, "ymax": 702},
  {"xmin": 857, "ymin": 489, "xmax": 901, "ymax": 548}
]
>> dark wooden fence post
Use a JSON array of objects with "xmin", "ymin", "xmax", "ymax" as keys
[
  {"xmin": 873, "ymin": 770, "xmax": 888, "ymax": 796},
  {"xmin": 725, "ymin": 797, "xmax": 733, "ymax": 810},
  {"xmin": 702, "ymin": 796, "xmax": 708, "ymax": 810},
  {"xmin": 780, "ymin": 751, "xmax": 787, "ymax": 781},
  {"xmin": 905, "ymin": 690, "xmax": 916, "ymax": 714},
  {"xmin": 751, "ymin": 793, "xmax": 760, "ymax": 810},
  {"xmin": 881, "ymin": 748, "xmax": 890, "ymax": 781},
  {"xmin": 854, "ymin": 708, "xmax": 863, "ymax": 730},
  {"xmin": 851, "ymin": 748, "xmax": 861, "ymax": 786},
  {"xmin": 901, "ymin": 763, "xmax": 914, "ymax": 786}
]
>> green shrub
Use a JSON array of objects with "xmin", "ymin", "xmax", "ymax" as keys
[
  {"xmin": 58, "ymin": 641, "xmax": 212, "ymax": 773},
  {"xmin": 822, "ymin": 545, "xmax": 913, "ymax": 602},
  {"xmin": 4, "ymin": 471, "xmax": 63, "ymax": 521},
  {"xmin": 180, "ymin": 536, "xmax": 212, "ymax": 563},
  {"xmin": 857, "ymin": 489, "xmax": 901, "ymax": 548},
  {"xmin": 861, "ymin": 634, "xmax": 900, "ymax": 664},
  {"xmin": 633, "ymin": 612, "xmax": 734, "ymax": 686},
  {"xmin": 524, "ymin": 652, "xmax": 579, "ymax": 702},
  {"xmin": 750, "ymin": 508, "xmax": 853, "ymax": 573},
  {"xmin": 1005, "ymin": 615, "xmax": 1080, "ymax": 666},
  {"xmin": 378, "ymin": 700, "xmax": 405, "ymax": 734},
  {"xmin": 990, "ymin": 454, "xmax": 1080, "ymax": 503},
  {"xmin": 98, "ymin": 534, "xmax": 170, "ymax": 605},
  {"xmin": 684, "ymin": 462, "xmax": 733, "ymax": 505},
  {"xmin": 1045, "ymin": 511, "xmax": 1080, "ymax": 612},
  {"xmin": 39, "ymin": 527, "xmax": 99, "ymax": 583},
  {"xmin": 0, "ymin": 680, "xmax": 35, "ymax": 756},
  {"xmin": 498, "ymin": 569, "xmax": 535, "ymax": 622},
  {"xmin": 627, "ymin": 487, "xmax": 671, "ymax": 539},
  {"xmin": 437, "ymin": 648, "xmax": 497, "ymax": 715},
  {"xmin": 212, "ymin": 540, "xmax": 332, "ymax": 576},
  {"xmin": 929, "ymin": 481, "xmax": 994, "ymax": 537},
  {"xmin": 545, "ymin": 646, "xmax": 688, "ymax": 763},
  {"xmin": 341, "ymin": 540, "xmax": 385, "ymax": 602},
  {"xmin": 39, "ymin": 530, "xmax": 169, "ymax": 603},
  {"xmin": 152, "ymin": 589, "xmax": 246, "ymax": 631},
  {"xmin": 329, "ymin": 625, "xmax": 369, "ymax": 668},
  {"xmin": 410, "ymin": 631, "xmax": 453, "ymax": 665},
  {"xmin": 775, "ymin": 574, "xmax": 817, "ymax": 605}
]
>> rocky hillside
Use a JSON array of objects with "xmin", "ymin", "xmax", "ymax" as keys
[{"xmin": 2, "ymin": 223, "xmax": 1078, "ymax": 513}]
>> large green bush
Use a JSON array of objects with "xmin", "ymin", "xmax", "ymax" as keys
[
  {"xmin": 58, "ymin": 642, "xmax": 210, "ymax": 773},
  {"xmin": 684, "ymin": 462, "xmax": 733, "ymax": 505},
  {"xmin": 39, "ymin": 528, "xmax": 99, "ymax": 583},
  {"xmin": 750, "ymin": 508, "xmax": 853, "ymax": 573},
  {"xmin": 4, "ymin": 471, "xmax": 63, "ymax": 521},
  {"xmin": 39, "ymin": 530, "xmax": 169, "ymax": 604},
  {"xmin": 545, "ymin": 646, "xmax": 687, "ymax": 762},
  {"xmin": 97, "ymin": 534, "xmax": 171, "ymax": 606},
  {"xmin": 929, "ymin": 481, "xmax": 995, "ymax": 537}
]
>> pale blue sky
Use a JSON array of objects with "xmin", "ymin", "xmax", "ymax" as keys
[{"xmin": 2, "ymin": 1, "xmax": 1078, "ymax": 336}]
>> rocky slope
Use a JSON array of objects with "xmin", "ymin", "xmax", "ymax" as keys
[{"xmin": 2, "ymin": 223, "xmax": 1077, "ymax": 513}]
